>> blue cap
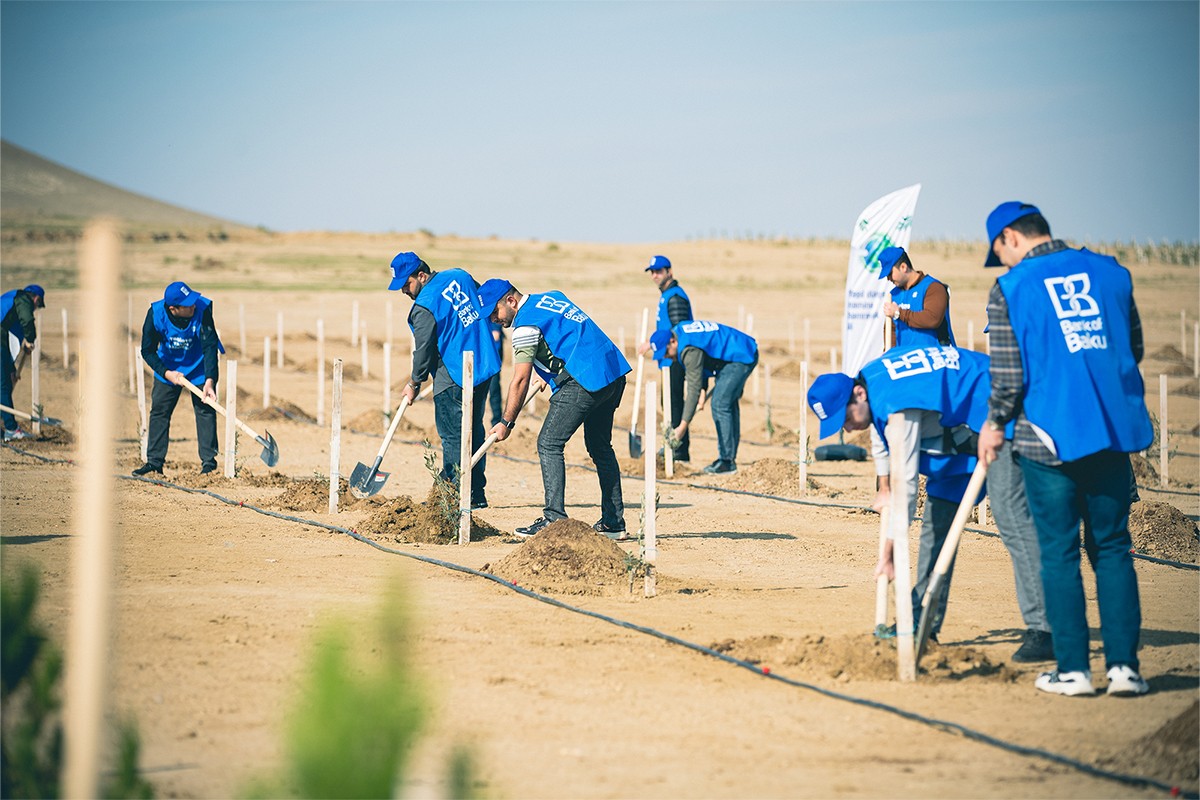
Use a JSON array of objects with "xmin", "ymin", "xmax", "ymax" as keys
[
  {"xmin": 648, "ymin": 329, "xmax": 673, "ymax": 358},
  {"xmin": 388, "ymin": 252, "xmax": 426, "ymax": 290},
  {"xmin": 807, "ymin": 373, "xmax": 855, "ymax": 440},
  {"xmin": 22, "ymin": 284, "xmax": 45, "ymax": 301},
  {"xmin": 164, "ymin": 280, "xmax": 200, "ymax": 307},
  {"xmin": 644, "ymin": 255, "xmax": 671, "ymax": 272},
  {"xmin": 476, "ymin": 278, "xmax": 513, "ymax": 317},
  {"xmin": 984, "ymin": 202, "xmax": 1041, "ymax": 267},
  {"xmin": 876, "ymin": 247, "xmax": 906, "ymax": 280}
]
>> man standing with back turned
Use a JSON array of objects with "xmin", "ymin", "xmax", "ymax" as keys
[{"xmin": 977, "ymin": 202, "xmax": 1153, "ymax": 697}]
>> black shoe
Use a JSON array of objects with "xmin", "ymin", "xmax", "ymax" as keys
[
  {"xmin": 593, "ymin": 519, "xmax": 626, "ymax": 537},
  {"xmin": 674, "ymin": 452, "xmax": 690, "ymax": 463},
  {"xmin": 1011, "ymin": 629, "xmax": 1055, "ymax": 663},
  {"xmin": 132, "ymin": 463, "xmax": 164, "ymax": 477},
  {"xmin": 702, "ymin": 460, "xmax": 737, "ymax": 474},
  {"xmin": 471, "ymin": 498, "xmax": 489, "ymax": 510},
  {"xmin": 200, "ymin": 463, "xmax": 217, "ymax": 475},
  {"xmin": 514, "ymin": 516, "xmax": 553, "ymax": 539}
]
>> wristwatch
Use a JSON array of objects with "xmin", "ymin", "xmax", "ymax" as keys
[
  {"xmin": 985, "ymin": 419, "xmax": 1004, "ymax": 432},
  {"xmin": 499, "ymin": 418, "xmax": 515, "ymax": 429}
]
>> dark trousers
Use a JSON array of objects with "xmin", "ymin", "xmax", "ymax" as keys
[
  {"xmin": 910, "ymin": 495, "xmax": 958, "ymax": 638},
  {"xmin": 1, "ymin": 342, "xmax": 16, "ymax": 431},
  {"xmin": 537, "ymin": 376, "xmax": 626, "ymax": 527},
  {"xmin": 1019, "ymin": 451, "xmax": 1141, "ymax": 674},
  {"xmin": 667, "ymin": 360, "xmax": 690, "ymax": 460},
  {"xmin": 434, "ymin": 381, "xmax": 489, "ymax": 504},
  {"xmin": 486, "ymin": 372, "xmax": 503, "ymax": 426},
  {"xmin": 147, "ymin": 379, "xmax": 219, "ymax": 469},
  {"xmin": 710, "ymin": 359, "xmax": 755, "ymax": 463}
]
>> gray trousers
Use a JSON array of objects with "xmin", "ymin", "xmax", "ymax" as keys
[
  {"xmin": 911, "ymin": 495, "xmax": 957, "ymax": 637},
  {"xmin": 988, "ymin": 442, "xmax": 1050, "ymax": 632}
]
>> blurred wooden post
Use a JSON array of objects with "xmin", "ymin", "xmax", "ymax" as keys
[
  {"xmin": 1181, "ymin": 310, "xmax": 1187, "ymax": 355},
  {"xmin": 967, "ymin": 320, "xmax": 975, "ymax": 351},
  {"xmin": 351, "ymin": 301, "xmax": 360, "ymax": 346},
  {"xmin": 765, "ymin": 362, "xmax": 773, "ymax": 424},
  {"xmin": 238, "ymin": 303, "xmax": 246, "ymax": 356},
  {"xmin": 386, "ymin": 299, "xmax": 394, "ymax": 347},
  {"xmin": 329, "ymin": 359, "xmax": 343, "ymax": 514},
  {"xmin": 799, "ymin": 361, "xmax": 808, "ymax": 496},
  {"xmin": 224, "ymin": 360, "xmax": 238, "ymax": 478},
  {"xmin": 126, "ymin": 295, "xmax": 135, "ymax": 393},
  {"xmin": 829, "ymin": 346, "xmax": 837, "ymax": 373},
  {"xmin": 360, "ymin": 322, "xmax": 369, "ymax": 379},
  {"xmin": 459, "ymin": 351, "xmax": 474, "ymax": 545},
  {"xmin": 644, "ymin": 379, "xmax": 657, "ymax": 598},
  {"xmin": 135, "ymin": 350, "xmax": 148, "ymax": 462},
  {"xmin": 262, "ymin": 337, "xmax": 271, "ymax": 409},
  {"xmin": 662, "ymin": 365, "xmax": 673, "ymax": 479},
  {"xmin": 126, "ymin": 336, "xmax": 135, "ymax": 394},
  {"xmin": 62, "ymin": 308, "xmax": 70, "ymax": 367},
  {"xmin": 886, "ymin": 414, "xmax": 916, "ymax": 682},
  {"xmin": 63, "ymin": 219, "xmax": 120, "ymax": 799},
  {"xmin": 383, "ymin": 342, "xmax": 392, "ymax": 422},
  {"xmin": 276, "ymin": 311, "xmax": 284, "ymax": 368},
  {"xmin": 803, "ymin": 318, "xmax": 811, "ymax": 366},
  {"xmin": 31, "ymin": 335, "xmax": 41, "ymax": 435},
  {"xmin": 1156, "ymin": 376, "xmax": 1166, "ymax": 489},
  {"xmin": 316, "ymin": 319, "xmax": 326, "ymax": 426}
]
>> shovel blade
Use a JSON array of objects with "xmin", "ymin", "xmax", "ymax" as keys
[
  {"xmin": 256, "ymin": 431, "xmax": 280, "ymax": 467},
  {"xmin": 628, "ymin": 430, "xmax": 643, "ymax": 459},
  {"xmin": 40, "ymin": 416, "xmax": 63, "ymax": 427},
  {"xmin": 349, "ymin": 462, "xmax": 389, "ymax": 498}
]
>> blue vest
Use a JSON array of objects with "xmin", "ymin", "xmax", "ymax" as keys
[
  {"xmin": 673, "ymin": 321, "xmax": 758, "ymax": 366},
  {"xmin": 412, "ymin": 269, "xmax": 501, "ymax": 388},
  {"xmin": 152, "ymin": 297, "xmax": 222, "ymax": 385},
  {"xmin": 997, "ymin": 247, "xmax": 1152, "ymax": 461},
  {"xmin": 655, "ymin": 284, "xmax": 692, "ymax": 367},
  {"xmin": 891, "ymin": 274, "xmax": 956, "ymax": 348},
  {"xmin": 1, "ymin": 290, "xmax": 26, "ymax": 341},
  {"xmin": 861, "ymin": 345, "xmax": 993, "ymax": 501},
  {"xmin": 513, "ymin": 291, "xmax": 630, "ymax": 393}
]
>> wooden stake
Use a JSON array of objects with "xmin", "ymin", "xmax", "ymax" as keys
[
  {"xmin": 330, "ymin": 359, "xmax": 343, "ymax": 514},
  {"xmin": 662, "ymin": 365, "xmax": 674, "ymax": 479},
  {"xmin": 644, "ymin": 379, "xmax": 657, "ymax": 597},
  {"xmin": 967, "ymin": 320, "xmax": 975, "ymax": 351},
  {"xmin": 351, "ymin": 300, "xmax": 360, "ymax": 345},
  {"xmin": 262, "ymin": 337, "xmax": 271, "ymax": 409},
  {"xmin": 31, "ymin": 335, "xmax": 41, "ymax": 436},
  {"xmin": 383, "ymin": 342, "xmax": 392, "ymax": 423},
  {"xmin": 135, "ymin": 350, "xmax": 148, "ymax": 461},
  {"xmin": 803, "ymin": 318, "xmax": 811, "ymax": 366},
  {"xmin": 886, "ymin": 413, "xmax": 916, "ymax": 681},
  {"xmin": 316, "ymin": 319, "xmax": 326, "ymax": 426},
  {"xmin": 126, "ymin": 328, "xmax": 135, "ymax": 394},
  {"xmin": 1181, "ymin": 310, "xmax": 1187, "ymax": 355},
  {"xmin": 224, "ymin": 360, "xmax": 238, "ymax": 478},
  {"xmin": 829, "ymin": 346, "xmax": 838, "ymax": 373},
  {"xmin": 459, "ymin": 351, "xmax": 474, "ymax": 545},
  {"xmin": 386, "ymin": 299, "xmax": 394, "ymax": 347},
  {"xmin": 629, "ymin": 308, "xmax": 650, "ymax": 436},
  {"xmin": 63, "ymin": 219, "xmax": 120, "ymax": 799},
  {"xmin": 238, "ymin": 303, "xmax": 246, "ymax": 356},
  {"xmin": 1159, "ymin": 374, "xmax": 1168, "ymax": 487},
  {"xmin": 276, "ymin": 311, "xmax": 284, "ymax": 368},
  {"xmin": 799, "ymin": 361, "xmax": 808, "ymax": 497},
  {"xmin": 360, "ymin": 322, "xmax": 369, "ymax": 379}
]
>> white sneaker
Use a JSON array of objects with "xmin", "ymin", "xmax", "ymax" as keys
[
  {"xmin": 1035, "ymin": 670, "xmax": 1096, "ymax": 696},
  {"xmin": 2, "ymin": 428, "xmax": 30, "ymax": 442},
  {"xmin": 1106, "ymin": 665, "xmax": 1149, "ymax": 697}
]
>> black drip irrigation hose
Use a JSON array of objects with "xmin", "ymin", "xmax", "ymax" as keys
[{"xmin": 3, "ymin": 441, "xmax": 1196, "ymax": 798}]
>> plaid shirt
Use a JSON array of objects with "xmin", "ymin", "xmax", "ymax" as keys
[{"xmin": 986, "ymin": 240, "xmax": 1144, "ymax": 465}]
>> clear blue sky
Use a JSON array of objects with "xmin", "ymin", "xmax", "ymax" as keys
[{"xmin": 3, "ymin": 1, "xmax": 1197, "ymax": 244}]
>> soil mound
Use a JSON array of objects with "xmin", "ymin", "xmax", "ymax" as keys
[
  {"xmin": 490, "ymin": 519, "xmax": 649, "ymax": 596},
  {"xmin": 266, "ymin": 477, "xmax": 385, "ymax": 513},
  {"xmin": 344, "ymin": 409, "xmax": 429, "ymax": 438},
  {"xmin": 356, "ymin": 486, "xmax": 504, "ymax": 544},
  {"xmin": 1172, "ymin": 378, "xmax": 1199, "ymax": 397},
  {"xmin": 1128, "ymin": 501, "xmax": 1199, "ymax": 563},
  {"xmin": 1103, "ymin": 700, "xmax": 1198, "ymax": 793},
  {"xmin": 246, "ymin": 399, "xmax": 315, "ymax": 423},
  {"xmin": 721, "ymin": 458, "xmax": 841, "ymax": 499},
  {"xmin": 772, "ymin": 360, "xmax": 802, "ymax": 379},
  {"xmin": 160, "ymin": 468, "xmax": 293, "ymax": 490},
  {"xmin": 758, "ymin": 421, "xmax": 800, "ymax": 447},
  {"xmin": 1131, "ymin": 454, "xmax": 1159, "ymax": 485},
  {"xmin": 22, "ymin": 425, "xmax": 74, "ymax": 446},
  {"xmin": 711, "ymin": 634, "xmax": 1018, "ymax": 683},
  {"xmin": 1148, "ymin": 344, "xmax": 1188, "ymax": 364}
]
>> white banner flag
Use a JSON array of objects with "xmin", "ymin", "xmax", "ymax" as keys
[{"xmin": 840, "ymin": 183, "xmax": 921, "ymax": 377}]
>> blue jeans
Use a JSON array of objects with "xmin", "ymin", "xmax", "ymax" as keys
[
  {"xmin": 710, "ymin": 359, "xmax": 755, "ymax": 463},
  {"xmin": 1, "ymin": 341, "xmax": 16, "ymax": 431},
  {"xmin": 537, "ymin": 376, "xmax": 625, "ymax": 527},
  {"xmin": 1019, "ymin": 451, "xmax": 1141, "ymax": 674},
  {"xmin": 434, "ymin": 381, "xmax": 490, "ymax": 504},
  {"xmin": 987, "ymin": 442, "xmax": 1049, "ymax": 632}
]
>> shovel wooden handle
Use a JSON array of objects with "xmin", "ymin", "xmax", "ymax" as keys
[
  {"xmin": 629, "ymin": 307, "xmax": 649, "ymax": 434},
  {"xmin": 177, "ymin": 377, "xmax": 267, "ymax": 443},
  {"xmin": 373, "ymin": 395, "xmax": 412, "ymax": 462},
  {"xmin": 0, "ymin": 402, "xmax": 58, "ymax": 425},
  {"xmin": 469, "ymin": 379, "xmax": 546, "ymax": 467},
  {"xmin": 923, "ymin": 460, "xmax": 989, "ymax": 595}
]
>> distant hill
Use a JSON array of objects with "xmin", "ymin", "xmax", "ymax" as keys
[{"xmin": 0, "ymin": 140, "xmax": 243, "ymax": 231}]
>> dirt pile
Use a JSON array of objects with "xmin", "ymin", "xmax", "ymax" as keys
[
  {"xmin": 1148, "ymin": 344, "xmax": 1189, "ymax": 364},
  {"xmin": 19, "ymin": 425, "xmax": 74, "ymax": 446},
  {"xmin": 344, "ymin": 409, "xmax": 429, "ymax": 438},
  {"xmin": 266, "ymin": 477, "xmax": 385, "ymax": 513},
  {"xmin": 1131, "ymin": 454, "xmax": 1159, "ymax": 485},
  {"xmin": 356, "ymin": 486, "xmax": 504, "ymax": 544},
  {"xmin": 1103, "ymin": 700, "xmax": 1198, "ymax": 793},
  {"xmin": 1173, "ymin": 378, "xmax": 1199, "ymax": 397},
  {"xmin": 160, "ymin": 468, "xmax": 293, "ymax": 490},
  {"xmin": 1128, "ymin": 501, "xmax": 1199, "ymax": 563},
  {"xmin": 711, "ymin": 634, "xmax": 1018, "ymax": 683},
  {"xmin": 721, "ymin": 458, "xmax": 841, "ymax": 499},
  {"xmin": 246, "ymin": 399, "xmax": 315, "ymax": 423},
  {"xmin": 489, "ymin": 519, "xmax": 648, "ymax": 596}
]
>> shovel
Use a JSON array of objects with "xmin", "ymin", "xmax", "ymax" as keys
[
  {"xmin": 349, "ymin": 395, "xmax": 412, "ymax": 498},
  {"xmin": 872, "ymin": 506, "xmax": 893, "ymax": 638},
  {"xmin": 914, "ymin": 460, "xmax": 989, "ymax": 664},
  {"xmin": 468, "ymin": 379, "xmax": 547, "ymax": 468},
  {"xmin": 628, "ymin": 307, "xmax": 649, "ymax": 458},
  {"xmin": 0, "ymin": 403, "xmax": 62, "ymax": 427},
  {"xmin": 179, "ymin": 379, "xmax": 280, "ymax": 467},
  {"xmin": 11, "ymin": 345, "xmax": 28, "ymax": 382}
]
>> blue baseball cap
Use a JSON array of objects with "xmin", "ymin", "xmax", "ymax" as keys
[
  {"xmin": 644, "ymin": 255, "xmax": 671, "ymax": 272},
  {"xmin": 164, "ymin": 280, "xmax": 200, "ymax": 307},
  {"xmin": 648, "ymin": 329, "xmax": 673, "ymax": 358},
  {"xmin": 22, "ymin": 284, "xmax": 45, "ymax": 302},
  {"xmin": 984, "ymin": 202, "xmax": 1041, "ymax": 267},
  {"xmin": 476, "ymin": 278, "xmax": 513, "ymax": 317},
  {"xmin": 876, "ymin": 247, "xmax": 906, "ymax": 280},
  {"xmin": 388, "ymin": 252, "xmax": 427, "ymax": 290},
  {"xmin": 807, "ymin": 373, "xmax": 855, "ymax": 440}
]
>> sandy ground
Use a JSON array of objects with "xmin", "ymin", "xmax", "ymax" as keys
[{"xmin": 1, "ymin": 231, "xmax": 1198, "ymax": 798}]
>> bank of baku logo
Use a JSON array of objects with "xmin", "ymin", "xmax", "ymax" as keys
[{"xmin": 1045, "ymin": 273, "xmax": 1106, "ymax": 353}]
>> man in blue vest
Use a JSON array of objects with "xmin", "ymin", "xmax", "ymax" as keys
[
  {"xmin": 639, "ymin": 255, "xmax": 694, "ymax": 462},
  {"xmin": 1, "ymin": 284, "xmax": 46, "ymax": 441},
  {"xmin": 977, "ymin": 202, "xmax": 1153, "ymax": 697},
  {"xmin": 390, "ymin": 252, "xmax": 500, "ymax": 510},
  {"xmin": 135, "ymin": 281, "xmax": 223, "ymax": 476},
  {"xmin": 477, "ymin": 279, "xmax": 630, "ymax": 539},
  {"xmin": 879, "ymin": 247, "xmax": 956, "ymax": 348},
  {"xmin": 649, "ymin": 321, "xmax": 757, "ymax": 475}
]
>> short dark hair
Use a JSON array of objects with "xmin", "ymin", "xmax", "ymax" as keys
[
  {"xmin": 1008, "ymin": 212, "xmax": 1051, "ymax": 239},
  {"xmin": 414, "ymin": 262, "xmax": 432, "ymax": 276},
  {"xmin": 896, "ymin": 252, "xmax": 913, "ymax": 271}
]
